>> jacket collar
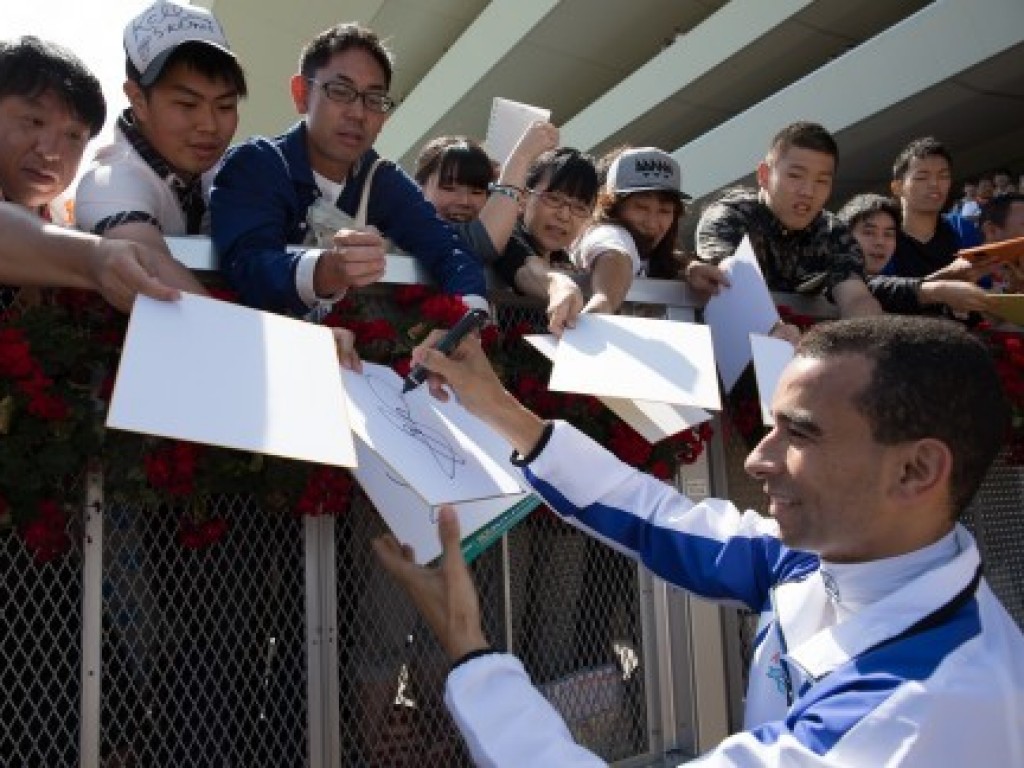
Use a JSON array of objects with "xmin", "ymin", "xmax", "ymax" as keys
[
  {"xmin": 778, "ymin": 524, "xmax": 981, "ymax": 679},
  {"xmin": 279, "ymin": 120, "xmax": 379, "ymax": 192}
]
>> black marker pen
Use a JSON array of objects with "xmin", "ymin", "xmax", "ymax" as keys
[{"xmin": 402, "ymin": 308, "xmax": 489, "ymax": 393}]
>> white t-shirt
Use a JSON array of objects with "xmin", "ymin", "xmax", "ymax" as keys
[
  {"xmin": 571, "ymin": 223, "xmax": 643, "ymax": 276},
  {"xmin": 74, "ymin": 127, "xmax": 212, "ymax": 236}
]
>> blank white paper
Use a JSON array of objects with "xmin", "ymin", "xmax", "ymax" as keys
[
  {"xmin": 546, "ymin": 314, "xmax": 721, "ymax": 411},
  {"xmin": 703, "ymin": 236, "xmax": 780, "ymax": 394},
  {"xmin": 484, "ymin": 97, "xmax": 550, "ymax": 165},
  {"xmin": 525, "ymin": 334, "xmax": 712, "ymax": 442},
  {"xmin": 106, "ymin": 294, "xmax": 356, "ymax": 466},
  {"xmin": 750, "ymin": 333, "xmax": 795, "ymax": 426}
]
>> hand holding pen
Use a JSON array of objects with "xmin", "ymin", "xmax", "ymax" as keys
[{"xmin": 402, "ymin": 308, "xmax": 489, "ymax": 393}]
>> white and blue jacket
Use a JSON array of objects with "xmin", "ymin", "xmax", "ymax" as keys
[{"xmin": 445, "ymin": 422, "xmax": 1024, "ymax": 766}]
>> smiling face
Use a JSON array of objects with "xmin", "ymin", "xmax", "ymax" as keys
[
  {"xmin": 522, "ymin": 172, "xmax": 593, "ymax": 255},
  {"xmin": 744, "ymin": 354, "xmax": 911, "ymax": 562},
  {"xmin": 0, "ymin": 89, "xmax": 90, "ymax": 208},
  {"xmin": 422, "ymin": 175, "xmax": 487, "ymax": 223},
  {"xmin": 126, "ymin": 60, "xmax": 240, "ymax": 179},
  {"xmin": 757, "ymin": 145, "xmax": 835, "ymax": 231},
  {"xmin": 893, "ymin": 155, "xmax": 952, "ymax": 216},
  {"xmin": 292, "ymin": 47, "xmax": 391, "ymax": 182},
  {"xmin": 615, "ymin": 191, "xmax": 677, "ymax": 254},
  {"xmin": 851, "ymin": 211, "xmax": 898, "ymax": 276}
]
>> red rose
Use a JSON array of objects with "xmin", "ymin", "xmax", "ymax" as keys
[
  {"xmin": 27, "ymin": 392, "xmax": 69, "ymax": 421},
  {"xmin": 420, "ymin": 294, "xmax": 468, "ymax": 327},
  {"xmin": 514, "ymin": 374, "xmax": 544, "ymax": 401},
  {"xmin": 358, "ymin": 318, "xmax": 398, "ymax": 345},
  {"xmin": 676, "ymin": 440, "xmax": 704, "ymax": 465},
  {"xmin": 393, "ymin": 285, "xmax": 434, "ymax": 308},
  {"xmin": 649, "ymin": 460, "xmax": 674, "ymax": 480},
  {"xmin": 144, "ymin": 451, "xmax": 173, "ymax": 489},
  {"xmin": 178, "ymin": 524, "xmax": 206, "ymax": 549},
  {"xmin": 480, "ymin": 324, "xmax": 501, "ymax": 353},
  {"xmin": 504, "ymin": 321, "xmax": 535, "ymax": 345},
  {"xmin": 609, "ymin": 421, "xmax": 652, "ymax": 467},
  {"xmin": 392, "ymin": 356, "xmax": 412, "ymax": 378},
  {"xmin": 207, "ymin": 287, "xmax": 240, "ymax": 303},
  {"xmin": 200, "ymin": 517, "xmax": 230, "ymax": 546},
  {"xmin": 21, "ymin": 500, "xmax": 70, "ymax": 563},
  {"xmin": 0, "ymin": 335, "xmax": 36, "ymax": 379},
  {"xmin": 296, "ymin": 467, "xmax": 354, "ymax": 517}
]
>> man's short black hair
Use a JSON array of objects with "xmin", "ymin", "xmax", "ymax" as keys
[
  {"xmin": 797, "ymin": 315, "xmax": 1009, "ymax": 518},
  {"xmin": 0, "ymin": 36, "xmax": 105, "ymax": 138},
  {"xmin": 299, "ymin": 23, "xmax": 393, "ymax": 87},
  {"xmin": 414, "ymin": 136, "xmax": 494, "ymax": 190},
  {"xmin": 127, "ymin": 41, "xmax": 247, "ymax": 97},
  {"xmin": 768, "ymin": 121, "xmax": 839, "ymax": 164},
  {"xmin": 978, "ymin": 193, "xmax": 1024, "ymax": 229},
  {"xmin": 837, "ymin": 193, "xmax": 902, "ymax": 230},
  {"xmin": 892, "ymin": 137, "xmax": 952, "ymax": 181}
]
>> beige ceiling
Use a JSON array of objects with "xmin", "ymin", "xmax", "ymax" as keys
[{"xmin": 205, "ymin": 0, "xmax": 1024, "ymax": 224}]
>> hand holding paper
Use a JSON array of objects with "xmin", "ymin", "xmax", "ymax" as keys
[
  {"xmin": 107, "ymin": 294, "xmax": 356, "ymax": 467},
  {"xmin": 485, "ymin": 97, "xmax": 551, "ymax": 166},
  {"xmin": 703, "ymin": 236, "xmax": 779, "ymax": 393}
]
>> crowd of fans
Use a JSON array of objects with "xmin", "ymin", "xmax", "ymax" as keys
[{"xmin": 3, "ymin": 1, "xmax": 1023, "ymax": 766}]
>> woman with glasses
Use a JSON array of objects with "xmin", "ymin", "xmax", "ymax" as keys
[
  {"xmin": 572, "ymin": 146, "xmax": 690, "ymax": 314},
  {"xmin": 490, "ymin": 147, "xmax": 600, "ymax": 334},
  {"xmin": 414, "ymin": 127, "xmax": 589, "ymax": 336},
  {"xmin": 414, "ymin": 121, "xmax": 554, "ymax": 268}
]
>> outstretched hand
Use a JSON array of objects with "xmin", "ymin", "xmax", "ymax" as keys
[
  {"xmin": 372, "ymin": 505, "xmax": 489, "ymax": 661},
  {"xmin": 331, "ymin": 327, "xmax": 362, "ymax": 372},
  {"xmin": 92, "ymin": 239, "xmax": 180, "ymax": 312}
]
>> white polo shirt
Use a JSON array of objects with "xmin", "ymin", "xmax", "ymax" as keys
[{"xmin": 74, "ymin": 126, "xmax": 211, "ymax": 236}]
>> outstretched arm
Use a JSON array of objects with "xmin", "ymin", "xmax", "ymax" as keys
[{"xmin": 0, "ymin": 203, "xmax": 179, "ymax": 311}]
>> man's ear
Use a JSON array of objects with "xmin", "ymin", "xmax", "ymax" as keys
[
  {"xmin": 890, "ymin": 178, "xmax": 903, "ymax": 199},
  {"xmin": 290, "ymin": 74, "xmax": 309, "ymax": 114},
  {"xmin": 123, "ymin": 80, "xmax": 147, "ymax": 120},
  {"xmin": 891, "ymin": 438, "xmax": 951, "ymax": 504},
  {"xmin": 756, "ymin": 159, "xmax": 771, "ymax": 191}
]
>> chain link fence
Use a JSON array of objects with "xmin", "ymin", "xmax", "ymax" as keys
[{"xmin": 97, "ymin": 497, "xmax": 308, "ymax": 767}]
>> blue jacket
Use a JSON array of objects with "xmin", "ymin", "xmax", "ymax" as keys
[
  {"xmin": 210, "ymin": 121, "xmax": 487, "ymax": 316},
  {"xmin": 444, "ymin": 422, "xmax": 1024, "ymax": 766}
]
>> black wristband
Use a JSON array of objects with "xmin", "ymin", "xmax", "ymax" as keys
[
  {"xmin": 510, "ymin": 420, "xmax": 555, "ymax": 466},
  {"xmin": 451, "ymin": 646, "xmax": 501, "ymax": 672}
]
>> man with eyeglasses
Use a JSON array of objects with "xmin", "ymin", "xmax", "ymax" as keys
[{"xmin": 210, "ymin": 22, "xmax": 488, "ymax": 320}]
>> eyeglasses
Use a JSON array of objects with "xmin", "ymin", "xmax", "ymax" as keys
[
  {"xmin": 307, "ymin": 78, "xmax": 396, "ymax": 114},
  {"xmin": 527, "ymin": 189, "xmax": 593, "ymax": 218}
]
